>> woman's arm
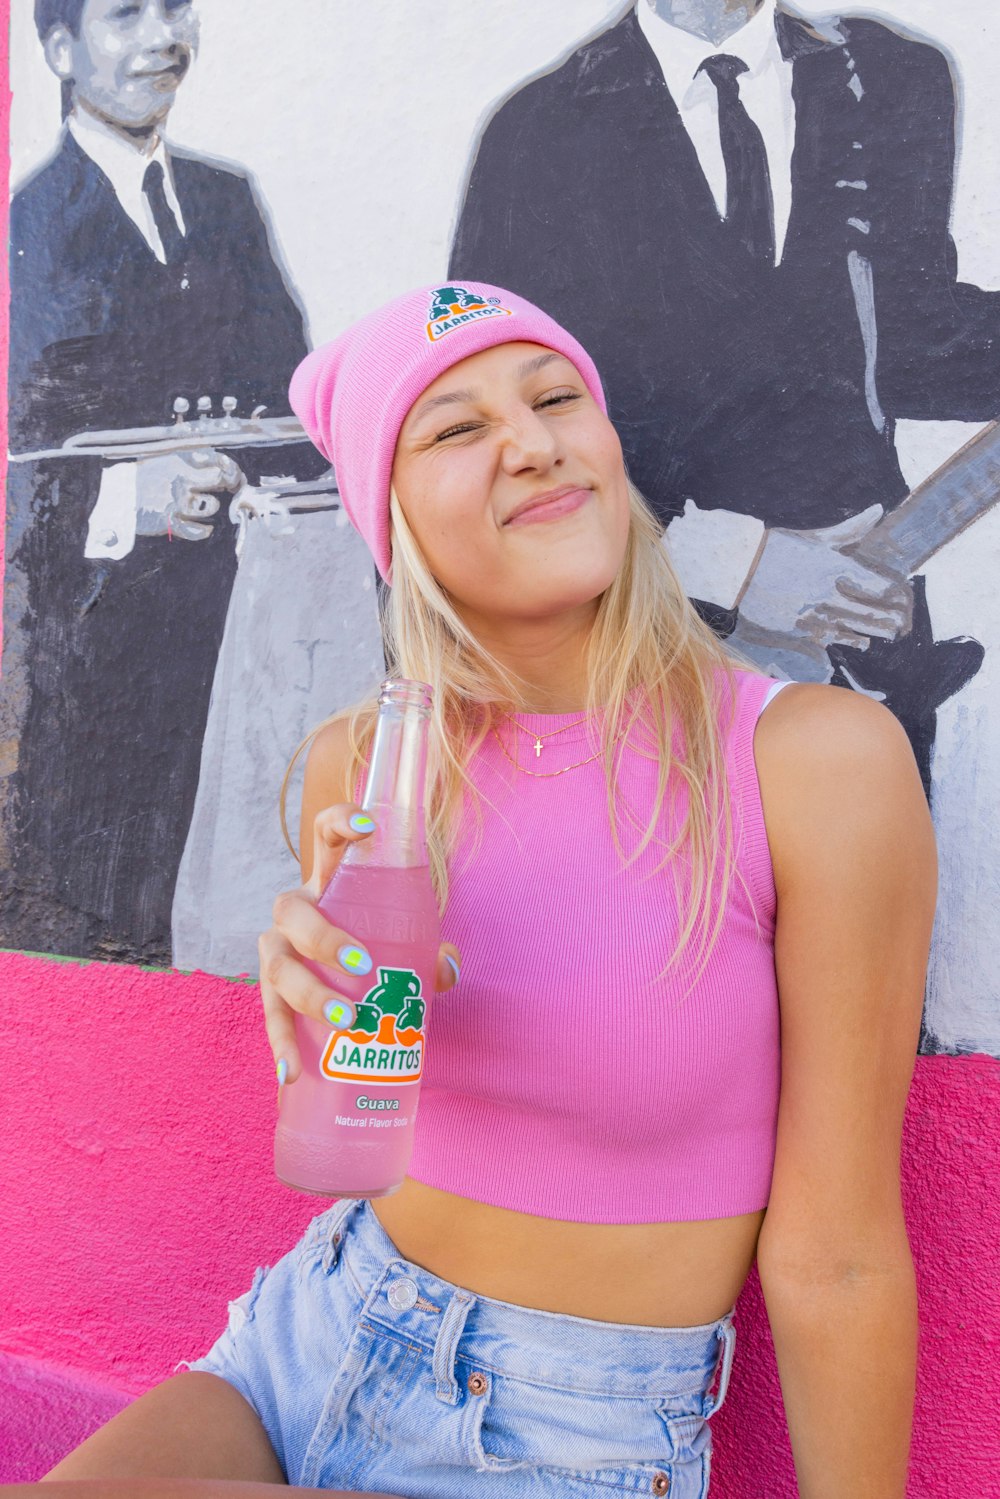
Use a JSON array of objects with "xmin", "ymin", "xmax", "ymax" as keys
[{"xmin": 752, "ymin": 683, "xmax": 937, "ymax": 1499}]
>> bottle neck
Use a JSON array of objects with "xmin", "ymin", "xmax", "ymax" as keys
[{"xmin": 345, "ymin": 693, "xmax": 430, "ymax": 869}]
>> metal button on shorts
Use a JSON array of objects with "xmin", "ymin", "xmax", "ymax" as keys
[{"xmin": 387, "ymin": 1276, "xmax": 419, "ymax": 1312}]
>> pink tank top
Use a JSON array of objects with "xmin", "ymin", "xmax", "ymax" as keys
[{"xmin": 407, "ymin": 670, "xmax": 790, "ymax": 1224}]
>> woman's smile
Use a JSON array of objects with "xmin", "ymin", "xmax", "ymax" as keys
[{"xmin": 503, "ymin": 485, "xmax": 593, "ymax": 527}]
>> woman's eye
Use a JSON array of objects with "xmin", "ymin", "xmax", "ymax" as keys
[
  {"xmin": 430, "ymin": 391, "xmax": 579, "ymax": 442},
  {"xmin": 536, "ymin": 390, "xmax": 580, "ymax": 410}
]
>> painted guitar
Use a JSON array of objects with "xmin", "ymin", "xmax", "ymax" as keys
[{"xmin": 753, "ymin": 420, "xmax": 999, "ymax": 692}]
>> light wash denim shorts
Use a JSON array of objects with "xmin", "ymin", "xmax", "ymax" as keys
[{"xmin": 188, "ymin": 1198, "xmax": 736, "ymax": 1497}]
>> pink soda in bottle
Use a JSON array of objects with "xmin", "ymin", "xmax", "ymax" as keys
[{"xmin": 274, "ymin": 678, "xmax": 440, "ymax": 1197}]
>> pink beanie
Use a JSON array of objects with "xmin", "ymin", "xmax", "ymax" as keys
[{"xmin": 288, "ymin": 281, "xmax": 606, "ymax": 581}]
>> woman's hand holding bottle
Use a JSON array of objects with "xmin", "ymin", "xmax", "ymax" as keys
[{"xmin": 258, "ymin": 802, "xmax": 461, "ymax": 1087}]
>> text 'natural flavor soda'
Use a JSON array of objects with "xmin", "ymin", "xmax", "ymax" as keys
[{"xmin": 274, "ymin": 679, "xmax": 440, "ymax": 1197}]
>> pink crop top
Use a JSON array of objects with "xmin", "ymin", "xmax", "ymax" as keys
[{"xmin": 407, "ymin": 670, "xmax": 791, "ymax": 1224}]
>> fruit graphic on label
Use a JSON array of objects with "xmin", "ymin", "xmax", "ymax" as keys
[
  {"xmin": 351, "ymin": 1000, "xmax": 382, "ymax": 1038},
  {"xmin": 396, "ymin": 994, "xmax": 425, "ymax": 1037},
  {"xmin": 320, "ymin": 967, "xmax": 426, "ymax": 1084}
]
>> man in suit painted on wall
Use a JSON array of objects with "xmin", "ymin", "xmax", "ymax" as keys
[
  {"xmin": 450, "ymin": 0, "xmax": 1000, "ymax": 788},
  {"xmin": 2, "ymin": 0, "xmax": 317, "ymax": 963}
]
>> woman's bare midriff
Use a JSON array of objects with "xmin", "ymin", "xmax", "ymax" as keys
[{"xmin": 372, "ymin": 1179, "xmax": 765, "ymax": 1328}]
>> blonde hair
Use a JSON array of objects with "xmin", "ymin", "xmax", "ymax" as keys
[{"xmin": 283, "ymin": 480, "xmax": 756, "ymax": 983}]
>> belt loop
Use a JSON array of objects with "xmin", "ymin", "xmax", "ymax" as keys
[
  {"xmin": 703, "ymin": 1314, "xmax": 737, "ymax": 1418},
  {"xmin": 432, "ymin": 1290, "xmax": 475, "ymax": 1405},
  {"xmin": 321, "ymin": 1199, "xmax": 362, "ymax": 1274}
]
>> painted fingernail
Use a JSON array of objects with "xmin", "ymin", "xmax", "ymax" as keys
[
  {"xmin": 276, "ymin": 1058, "xmax": 288, "ymax": 1087},
  {"xmin": 349, "ymin": 813, "xmax": 376, "ymax": 833},
  {"xmin": 338, "ymin": 944, "xmax": 372, "ymax": 976},
  {"xmin": 444, "ymin": 953, "xmax": 461, "ymax": 985},
  {"xmin": 324, "ymin": 999, "xmax": 354, "ymax": 1027}
]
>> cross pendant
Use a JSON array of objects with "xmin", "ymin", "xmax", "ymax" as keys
[{"xmin": 534, "ymin": 738, "xmax": 543, "ymax": 758}]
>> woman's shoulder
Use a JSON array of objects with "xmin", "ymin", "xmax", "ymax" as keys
[
  {"xmin": 303, "ymin": 710, "xmax": 369, "ymax": 809},
  {"xmin": 308, "ymin": 714, "xmax": 354, "ymax": 764},
  {"xmin": 750, "ymin": 681, "xmax": 932, "ymax": 890},
  {"xmin": 752, "ymin": 679, "xmax": 909, "ymax": 764}
]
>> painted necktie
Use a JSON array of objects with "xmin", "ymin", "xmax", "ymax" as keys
[
  {"xmin": 142, "ymin": 160, "xmax": 185, "ymax": 264},
  {"xmin": 697, "ymin": 53, "xmax": 775, "ymax": 263}
]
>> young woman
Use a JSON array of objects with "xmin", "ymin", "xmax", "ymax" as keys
[{"xmin": 45, "ymin": 283, "xmax": 936, "ymax": 1498}]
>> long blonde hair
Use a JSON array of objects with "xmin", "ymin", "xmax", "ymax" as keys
[{"xmin": 283, "ymin": 480, "xmax": 756, "ymax": 983}]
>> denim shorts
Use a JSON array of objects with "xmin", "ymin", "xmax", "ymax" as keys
[{"xmin": 187, "ymin": 1198, "xmax": 736, "ymax": 1496}]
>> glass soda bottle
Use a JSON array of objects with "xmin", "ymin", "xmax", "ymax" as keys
[{"xmin": 274, "ymin": 678, "xmax": 440, "ymax": 1197}]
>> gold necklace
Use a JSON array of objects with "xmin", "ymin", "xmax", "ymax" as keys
[
  {"xmin": 490, "ymin": 724, "xmax": 615, "ymax": 779},
  {"xmin": 507, "ymin": 712, "xmax": 593, "ymax": 759}
]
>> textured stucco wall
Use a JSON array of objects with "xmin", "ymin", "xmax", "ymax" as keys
[{"xmin": 2, "ymin": 953, "xmax": 999, "ymax": 1492}]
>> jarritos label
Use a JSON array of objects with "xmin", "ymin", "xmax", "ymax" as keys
[
  {"xmin": 320, "ymin": 966, "xmax": 426, "ymax": 1085},
  {"xmin": 425, "ymin": 284, "xmax": 512, "ymax": 343}
]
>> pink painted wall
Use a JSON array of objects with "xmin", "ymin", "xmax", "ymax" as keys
[
  {"xmin": 1, "ymin": 7, "xmax": 998, "ymax": 1494},
  {"xmin": 1, "ymin": 951, "xmax": 998, "ymax": 1493}
]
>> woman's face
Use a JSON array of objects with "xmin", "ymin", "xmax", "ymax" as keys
[{"xmin": 391, "ymin": 342, "xmax": 631, "ymax": 630}]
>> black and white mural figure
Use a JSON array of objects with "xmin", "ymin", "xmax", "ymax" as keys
[
  {"xmin": 450, "ymin": 0, "xmax": 1000, "ymax": 799},
  {"xmin": 1, "ymin": 0, "xmax": 351, "ymax": 966}
]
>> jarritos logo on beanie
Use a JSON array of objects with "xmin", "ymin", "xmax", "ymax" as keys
[{"xmin": 425, "ymin": 284, "xmax": 512, "ymax": 342}]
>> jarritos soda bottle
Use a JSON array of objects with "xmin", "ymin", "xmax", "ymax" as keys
[{"xmin": 274, "ymin": 679, "xmax": 440, "ymax": 1197}]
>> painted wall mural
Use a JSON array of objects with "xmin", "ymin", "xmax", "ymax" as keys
[
  {"xmin": 2, "ymin": 0, "xmax": 998, "ymax": 1058},
  {"xmin": 1, "ymin": 0, "xmax": 384, "ymax": 971},
  {"xmin": 451, "ymin": 3, "xmax": 998, "ymax": 761},
  {"xmin": 448, "ymin": 0, "xmax": 1000, "ymax": 1057}
]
